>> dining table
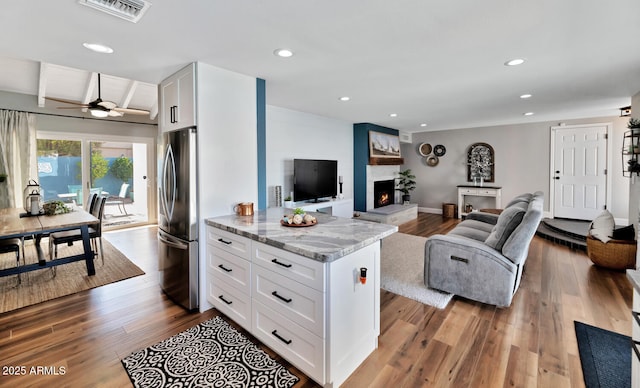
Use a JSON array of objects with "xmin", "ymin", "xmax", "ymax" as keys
[{"xmin": 0, "ymin": 206, "xmax": 99, "ymax": 277}]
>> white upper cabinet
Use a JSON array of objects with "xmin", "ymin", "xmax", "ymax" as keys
[{"xmin": 159, "ymin": 63, "xmax": 196, "ymax": 132}]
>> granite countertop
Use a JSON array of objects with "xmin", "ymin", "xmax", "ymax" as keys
[
  {"xmin": 627, "ymin": 269, "xmax": 640, "ymax": 292},
  {"xmin": 205, "ymin": 208, "xmax": 397, "ymax": 262}
]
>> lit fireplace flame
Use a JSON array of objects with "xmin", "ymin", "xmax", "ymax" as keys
[{"xmin": 379, "ymin": 193, "xmax": 389, "ymax": 206}]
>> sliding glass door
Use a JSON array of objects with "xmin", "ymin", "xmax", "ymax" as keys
[{"xmin": 37, "ymin": 134, "xmax": 154, "ymax": 230}]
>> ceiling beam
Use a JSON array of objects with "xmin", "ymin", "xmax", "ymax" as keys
[
  {"xmin": 120, "ymin": 80, "xmax": 138, "ymax": 108},
  {"xmin": 82, "ymin": 72, "xmax": 98, "ymax": 112},
  {"xmin": 149, "ymin": 100, "xmax": 158, "ymax": 120},
  {"xmin": 37, "ymin": 62, "xmax": 48, "ymax": 107}
]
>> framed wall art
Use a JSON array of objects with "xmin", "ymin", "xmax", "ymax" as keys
[
  {"xmin": 369, "ymin": 132, "xmax": 401, "ymax": 158},
  {"xmin": 467, "ymin": 142, "xmax": 494, "ymax": 183}
]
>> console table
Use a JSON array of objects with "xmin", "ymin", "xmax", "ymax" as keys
[{"xmin": 457, "ymin": 185, "xmax": 502, "ymax": 219}]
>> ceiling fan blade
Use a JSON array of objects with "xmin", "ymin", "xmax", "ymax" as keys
[
  {"xmin": 44, "ymin": 96, "xmax": 85, "ymax": 106},
  {"xmin": 107, "ymin": 110, "xmax": 124, "ymax": 117},
  {"xmin": 113, "ymin": 107, "xmax": 150, "ymax": 115}
]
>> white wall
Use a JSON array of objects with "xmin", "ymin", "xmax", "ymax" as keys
[
  {"xmin": 265, "ymin": 105, "xmax": 353, "ymax": 206},
  {"xmin": 404, "ymin": 115, "xmax": 630, "ymax": 221}
]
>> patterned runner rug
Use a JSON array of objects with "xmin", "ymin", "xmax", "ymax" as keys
[{"xmin": 122, "ymin": 316, "xmax": 300, "ymax": 388}]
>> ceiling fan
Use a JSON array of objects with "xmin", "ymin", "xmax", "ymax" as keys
[{"xmin": 45, "ymin": 73, "xmax": 150, "ymax": 118}]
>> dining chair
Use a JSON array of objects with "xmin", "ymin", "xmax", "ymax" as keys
[
  {"xmin": 0, "ymin": 238, "xmax": 24, "ymax": 284},
  {"xmin": 49, "ymin": 196, "xmax": 107, "ymax": 271},
  {"xmin": 105, "ymin": 183, "xmax": 129, "ymax": 215}
]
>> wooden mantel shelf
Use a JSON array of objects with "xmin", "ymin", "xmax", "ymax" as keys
[{"xmin": 369, "ymin": 157, "xmax": 404, "ymax": 165}]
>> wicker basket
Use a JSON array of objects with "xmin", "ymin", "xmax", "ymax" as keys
[{"xmin": 586, "ymin": 235, "xmax": 637, "ymax": 270}]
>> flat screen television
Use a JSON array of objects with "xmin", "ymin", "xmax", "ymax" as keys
[{"xmin": 293, "ymin": 159, "xmax": 337, "ymax": 202}]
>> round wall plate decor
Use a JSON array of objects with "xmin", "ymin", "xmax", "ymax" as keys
[
  {"xmin": 418, "ymin": 143, "xmax": 432, "ymax": 156},
  {"xmin": 433, "ymin": 144, "xmax": 446, "ymax": 156},
  {"xmin": 426, "ymin": 155, "xmax": 439, "ymax": 166}
]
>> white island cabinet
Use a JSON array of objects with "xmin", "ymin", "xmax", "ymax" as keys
[{"xmin": 205, "ymin": 209, "xmax": 397, "ymax": 387}]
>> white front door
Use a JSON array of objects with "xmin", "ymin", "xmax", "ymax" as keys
[{"xmin": 552, "ymin": 124, "xmax": 608, "ymax": 220}]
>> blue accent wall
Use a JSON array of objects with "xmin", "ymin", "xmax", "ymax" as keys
[
  {"xmin": 353, "ymin": 123, "xmax": 399, "ymax": 212},
  {"xmin": 257, "ymin": 78, "xmax": 267, "ymax": 210}
]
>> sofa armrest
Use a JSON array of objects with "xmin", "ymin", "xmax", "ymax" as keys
[
  {"xmin": 464, "ymin": 211, "xmax": 499, "ymax": 225},
  {"xmin": 425, "ymin": 234, "xmax": 519, "ymax": 306},
  {"xmin": 425, "ymin": 234, "xmax": 513, "ymax": 268}
]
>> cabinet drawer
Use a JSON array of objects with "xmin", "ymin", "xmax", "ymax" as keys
[
  {"xmin": 208, "ymin": 246, "xmax": 251, "ymax": 293},
  {"xmin": 459, "ymin": 188, "xmax": 478, "ymax": 195},
  {"xmin": 253, "ymin": 241, "xmax": 325, "ymax": 291},
  {"xmin": 207, "ymin": 277, "xmax": 251, "ymax": 331},
  {"xmin": 207, "ymin": 227, "xmax": 251, "ymax": 260},
  {"xmin": 253, "ymin": 265, "xmax": 325, "ymax": 337},
  {"xmin": 252, "ymin": 301, "xmax": 325, "ymax": 385},
  {"xmin": 477, "ymin": 189, "xmax": 497, "ymax": 195}
]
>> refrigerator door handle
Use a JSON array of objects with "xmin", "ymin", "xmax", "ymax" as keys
[
  {"xmin": 162, "ymin": 143, "xmax": 177, "ymax": 222},
  {"xmin": 158, "ymin": 233, "xmax": 189, "ymax": 250}
]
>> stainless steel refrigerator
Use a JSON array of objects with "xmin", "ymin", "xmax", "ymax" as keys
[{"xmin": 158, "ymin": 127, "xmax": 199, "ymax": 311}]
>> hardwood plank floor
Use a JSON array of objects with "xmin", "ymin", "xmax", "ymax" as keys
[{"xmin": 0, "ymin": 214, "xmax": 632, "ymax": 387}]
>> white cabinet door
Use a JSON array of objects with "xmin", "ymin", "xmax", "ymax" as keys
[{"xmin": 159, "ymin": 63, "xmax": 196, "ymax": 132}]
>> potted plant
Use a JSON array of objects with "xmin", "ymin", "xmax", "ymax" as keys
[
  {"xmin": 629, "ymin": 118, "xmax": 640, "ymax": 134},
  {"xmin": 284, "ymin": 195, "xmax": 294, "ymax": 208},
  {"xmin": 396, "ymin": 169, "xmax": 416, "ymax": 203}
]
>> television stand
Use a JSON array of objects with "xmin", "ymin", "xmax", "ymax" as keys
[{"xmin": 292, "ymin": 198, "xmax": 353, "ymax": 218}]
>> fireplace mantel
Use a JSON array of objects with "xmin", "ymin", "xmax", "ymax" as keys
[{"xmin": 369, "ymin": 157, "xmax": 404, "ymax": 165}]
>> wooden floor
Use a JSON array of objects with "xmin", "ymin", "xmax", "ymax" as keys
[{"xmin": 0, "ymin": 214, "xmax": 633, "ymax": 387}]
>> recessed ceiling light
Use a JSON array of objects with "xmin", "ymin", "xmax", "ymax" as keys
[
  {"xmin": 339, "ymin": 96, "xmax": 350, "ymax": 101},
  {"xmin": 420, "ymin": 123, "xmax": 427, "ymax": 127},
  {"xmin": 274, "ymin": 48, "xmax": 293, "ymax": 58},
  {"xmin": 83, "ymin": 42, "xmax": 114, "ymax": 54},
  {"xmin": 520, "ymin": 94, "xmax": 532, "ymax": 99},
  {"xmin": 389, "ymin": 113, "xmax": 398, "ymax": 117},
  {"xmin": 523, "ymin": 112, "xmax": 534, "ymax": 116},
  {"xmin": 505, "ymin": 58, "xmax": 525, "ymax": 66}
]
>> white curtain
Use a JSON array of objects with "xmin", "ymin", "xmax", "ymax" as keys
[{"xmin": 0, "ymin": 110, "xmax": 36, "ymax": 209}]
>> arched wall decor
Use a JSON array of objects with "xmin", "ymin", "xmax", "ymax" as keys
[{"xmin": 467, "ymin": 142, "xmax": 494, "ymax": 182}]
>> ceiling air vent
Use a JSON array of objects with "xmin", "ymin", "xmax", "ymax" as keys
[{"xmin": 78, "ymin": 0, "xmax": 152, "ymax": 23}]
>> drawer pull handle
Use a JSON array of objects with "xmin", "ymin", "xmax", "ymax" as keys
[
  {"xmin": 218, "ymin": 295, "xmax": 233, "ymax": 305},
  {"xmin": 218, "ymin": 264, "xmax": 232, "ymax": 272},
  {"xmin": 272, "ymin": 291, "xmax": 292, "ymax": 303},
  {"xmin": 218, "ymin": 238, "xmax": 232, "ymax": 245},
  {"xmin": 271, "ymin": 258, "xmax": 292, "ymax": 268},
  {"xmin": 272, "ymin": 330, "xmax": 292, "ymax": 345},
  {"xmin": 451, "ymin": 256, "xmax": 469, "ymax": 264}
]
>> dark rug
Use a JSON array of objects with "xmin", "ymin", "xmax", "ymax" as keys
[
  {"xmin": 122, "ymin": 316, "xmax": 299, "ymax": 388},
  {"xmin": 574, "ymin": 321, "xmax": 631, "ymax": 388}
]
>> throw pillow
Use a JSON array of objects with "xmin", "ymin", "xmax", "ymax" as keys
[
  {"xmin": 589, "ymin": 210, "xmax": 614, "ymax": 243},
  {"xmin": 485, "ymin": 205, "xmax": 526, "ymax": 251},
  {"xmin": 612, "ymin": 225, "xmax": 635, "ymax": 241}
]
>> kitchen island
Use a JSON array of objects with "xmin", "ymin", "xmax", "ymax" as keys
[{"xmin": 205, "ymin": 209, "xmax": 397, "ymax": 387}]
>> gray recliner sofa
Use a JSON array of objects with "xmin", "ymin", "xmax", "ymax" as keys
[{"xmin": 424, "ymin": 191, "xmax": 544, "ymax": 307}]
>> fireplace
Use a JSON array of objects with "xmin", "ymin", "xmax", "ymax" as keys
[{"xmin": 373, "ymin": 180, "xmax": 395, "ymax": 208}]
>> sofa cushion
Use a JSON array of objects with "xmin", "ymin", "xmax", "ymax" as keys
[
  {"xmin": 449, "ymin": 225, "xmax": 491, "ymax": 242},
  {"xmin": 589, "ymin": 210, "xmax": 614, "ymax": 243},
  {"xmin": 504, "ymin": 193, "xmax": 533, "ymax": 208},
  {"xmin": 612, "ymin": 225, "xmax": 635, "ymax": 241},
  {"xmin": 484, "ymin": 205, "xmax": 526, "ymax": 251}
]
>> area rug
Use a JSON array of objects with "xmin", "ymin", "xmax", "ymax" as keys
[
  {"xmin": 575, "ymin": 321, "xmax": 631, "ymax": 388},
  {"xmin": 381, "ymin": 232, "xmax": 453, "ymax": 309},
  {"xmin": 0, "ymin": 239, "xmax": 144, "ymax": 313},
  {"xmin": 122, "ymin": 316, "xmax": 299, "ymax": 388}
]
